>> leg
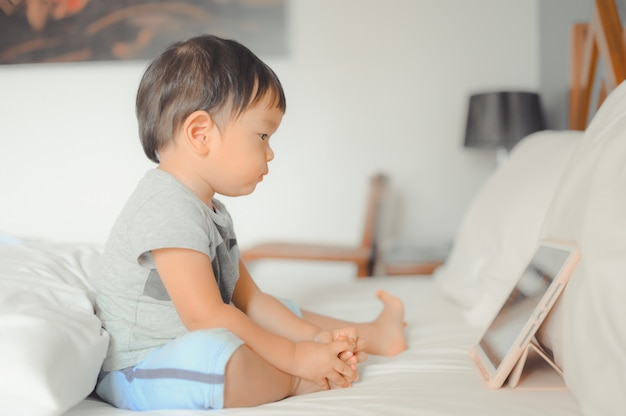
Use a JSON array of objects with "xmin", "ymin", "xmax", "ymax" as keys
[
  {"xmin": 96, "ymin": 328, "xmax": 325, "ymax": 411},
  {"xmin": 301, "ymin": 290, "xmax": 407, "ymax": 357},
  {"xmin": 224, "ymin": 345, "xmax": 325, "ymax": 408}
]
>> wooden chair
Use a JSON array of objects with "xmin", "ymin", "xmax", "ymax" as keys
[{"xmin": 240, "ymin": 173, "xmax": 388, "ymax": 278}]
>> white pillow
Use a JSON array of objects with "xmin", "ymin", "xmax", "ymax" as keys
[
  {"xmin": 0, "ymin": 239, "xmax": 109, "ymax": 416},
  {"xmin": 539, "ymin": 80, "xmax": 626, "ymax": 416},
  {"xmin": 434, "ymin": 129, "xmax": 583, "ymax": 328}
]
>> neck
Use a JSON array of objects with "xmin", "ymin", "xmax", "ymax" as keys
[{"xmin": 157, "ymin": 158, "xmax": 215, "ymax": 209}]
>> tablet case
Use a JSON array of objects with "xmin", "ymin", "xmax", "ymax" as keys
[{"xmin": 508, "ymin": 339, "xmax": 565, "ymax": 390}]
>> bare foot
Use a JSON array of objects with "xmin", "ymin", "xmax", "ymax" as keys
[{"xmin": 368, "ymin": 290, "xmax": 407, "ymax": 356}]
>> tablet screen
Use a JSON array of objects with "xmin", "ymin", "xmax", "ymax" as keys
[{"xmin": 478, "ymin": 244, "xmax": 573, "ymax": 368}]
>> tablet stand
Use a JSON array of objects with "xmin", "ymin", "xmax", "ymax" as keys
[{"xmin": 508, "ymin": 339, "xmax": 566, "ymax": 390}]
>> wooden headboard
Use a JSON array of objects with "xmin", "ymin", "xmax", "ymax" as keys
[{"xmin": 569, "ymin": 0, "xmax": 626, "ymax": 130}]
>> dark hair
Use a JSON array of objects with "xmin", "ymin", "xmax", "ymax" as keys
[{"xmin": 136, "ymin": 34, "xmax": 286, "ymax": 163}]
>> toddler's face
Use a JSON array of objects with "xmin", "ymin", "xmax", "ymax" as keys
[{"xmin": 209, "ymin": 94, "xmax": 284, "ymax": 197}]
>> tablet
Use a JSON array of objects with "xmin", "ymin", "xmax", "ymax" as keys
[{"xmin": 470, "ymin": 239, "xmax": 580, "ymax": 389}]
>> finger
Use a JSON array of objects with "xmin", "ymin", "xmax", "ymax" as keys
[
  {"xmin": 338, "ymin": 351, "xmax": 358, "ymax": 369},
  {"xmin": 347, "ymin": 356, "xmax": 358, "ymax": 369},
  {"xmin": 326, "ymin": 376, "xmax": 352, "ymax": 390},
  {"xmin": 316, "ymin": 377, "xmax": 330, "ymax": 390},
  {"xmin": 334, "ymin": 357, "xmax": 358, "ymax": 382},
  {"xmin": 356, "ymin": 350, "xmax": 368, "ymax": 363},
  {"xmin": 330, "ymin": 339, "xmax": 356, "ymax": 357},
  {"xmin": 326, "ymin": 370, "xmax": 352, "ymax": 388},
  {"xmin": 334, "ymin": 327, "xmax": 358, "ymax": 342},
  {"xmin": 356, "ymin": 337, "xmax": 367, "ymax": 352},
  {"xmin": 326, "ymin": 377, "xmax": 342, "ymax": 390},
  {"xmin": 341, "ymin": 327, "xmax": 358, "ymax": 340}
]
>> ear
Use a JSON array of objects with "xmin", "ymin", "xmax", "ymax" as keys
[{"xmin": 182, "ymin": 110, "xmax": 216, "ymax": 156}]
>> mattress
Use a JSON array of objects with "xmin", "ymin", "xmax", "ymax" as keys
[{"xmin": 64, "ymin": 277, "xmax": 581, "ymax": 416}]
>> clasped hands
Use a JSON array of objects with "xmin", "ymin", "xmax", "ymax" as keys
[{"xmin": 294, "ymin": 327, "xmax": 367, "ymax": 390}]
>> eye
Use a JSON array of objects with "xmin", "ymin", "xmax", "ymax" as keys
[{"xmin": 258, "ymin": 133, "xmax": 269, "ymax": 141}]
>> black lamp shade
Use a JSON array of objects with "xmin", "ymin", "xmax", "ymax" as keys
[{"xmin": 464, "ymin": 91, "xmax": 545, "ymax": 151}]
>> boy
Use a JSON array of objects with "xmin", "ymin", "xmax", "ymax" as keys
[{"xmin": 94, "ymin": 34, "xmax": 406, "ymax": 411}]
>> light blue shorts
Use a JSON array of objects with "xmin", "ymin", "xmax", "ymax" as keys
[
  {"xmin": 96, "ymin": 328, "xmax": 244, "ymax": 410},
  {"xmin": 96, "ymin": 299, "xmax": 301, "ymax": 411}
]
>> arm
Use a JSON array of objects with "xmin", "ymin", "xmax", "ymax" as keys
[
  {"xmin": 152, "ymin": 247, "xmax": 356, "ymax": 387},
  {"xmin": 232, "ymin": 261, "xmax": 322, "ymax": 342},
  {"xmin": 234, "ymin": 261, "xmax": 362, "ymax": 366}
]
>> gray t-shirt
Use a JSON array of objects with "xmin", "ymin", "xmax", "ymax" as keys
[{"xmin": 94, "ymin": 169, "xmax": 240, "ymax": 371}]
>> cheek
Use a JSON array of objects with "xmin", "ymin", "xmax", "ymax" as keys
[
  {"xmin": 242, "ymin": 142, "xmax": 269, "ymax": 164},
  {"xmin": 226, "ymin": 146, "xmax": 264, "ymax": 176},
  {"xmin": 219, "ymin": 138, "xmax": 267, "ymax": 175},
  {"xmin": 221, "ymin": 141, "xmax": 249, "ymax": 164}
]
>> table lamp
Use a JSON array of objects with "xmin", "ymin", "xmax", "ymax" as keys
[{"xmin": 463, "ymin": 91, "xmax": 545, "ymax": 164}]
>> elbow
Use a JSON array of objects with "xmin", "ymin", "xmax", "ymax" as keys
[{"xmin": 182, "ymin": 302, "xmax": 238, "ymax": 332}]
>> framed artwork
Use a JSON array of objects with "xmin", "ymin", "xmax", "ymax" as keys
[{"xmin": 0, "ymin": 0, "xmax": 286, "ymax": 65}]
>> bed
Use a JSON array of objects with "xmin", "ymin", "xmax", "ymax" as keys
[{"xmin": 2, "ymin": 1, "xmax": 625, "ymax": 415}]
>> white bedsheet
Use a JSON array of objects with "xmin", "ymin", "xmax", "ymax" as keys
[{"xmin": 64, "ymin": 277, "xmax": 581, "ymax": 416}]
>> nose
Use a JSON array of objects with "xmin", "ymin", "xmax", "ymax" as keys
[{"xmin": 266, "ymin": 145, "xmax": 275, "ymax": 162}]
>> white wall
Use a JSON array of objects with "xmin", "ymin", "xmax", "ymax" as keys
[{"xmin": 0, "ymin": 0, "xmax": 539, "ymax": 280}]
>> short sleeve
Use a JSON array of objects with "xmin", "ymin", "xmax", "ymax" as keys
[{"xmin": 128, "ymin": 189, "xmax": 215, "ymax": 266}]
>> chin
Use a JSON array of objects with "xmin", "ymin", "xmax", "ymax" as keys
[
  {"xmin": 239, "ymin": 188, "xmax": 256, "ymax": 196},
  {"xmin": 245, "ymin": 183, "xmax": 259, "ymax": 194},
  {"xmin": 224, "ymin": 184, "xmax": 257, "ymax": 197}
]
